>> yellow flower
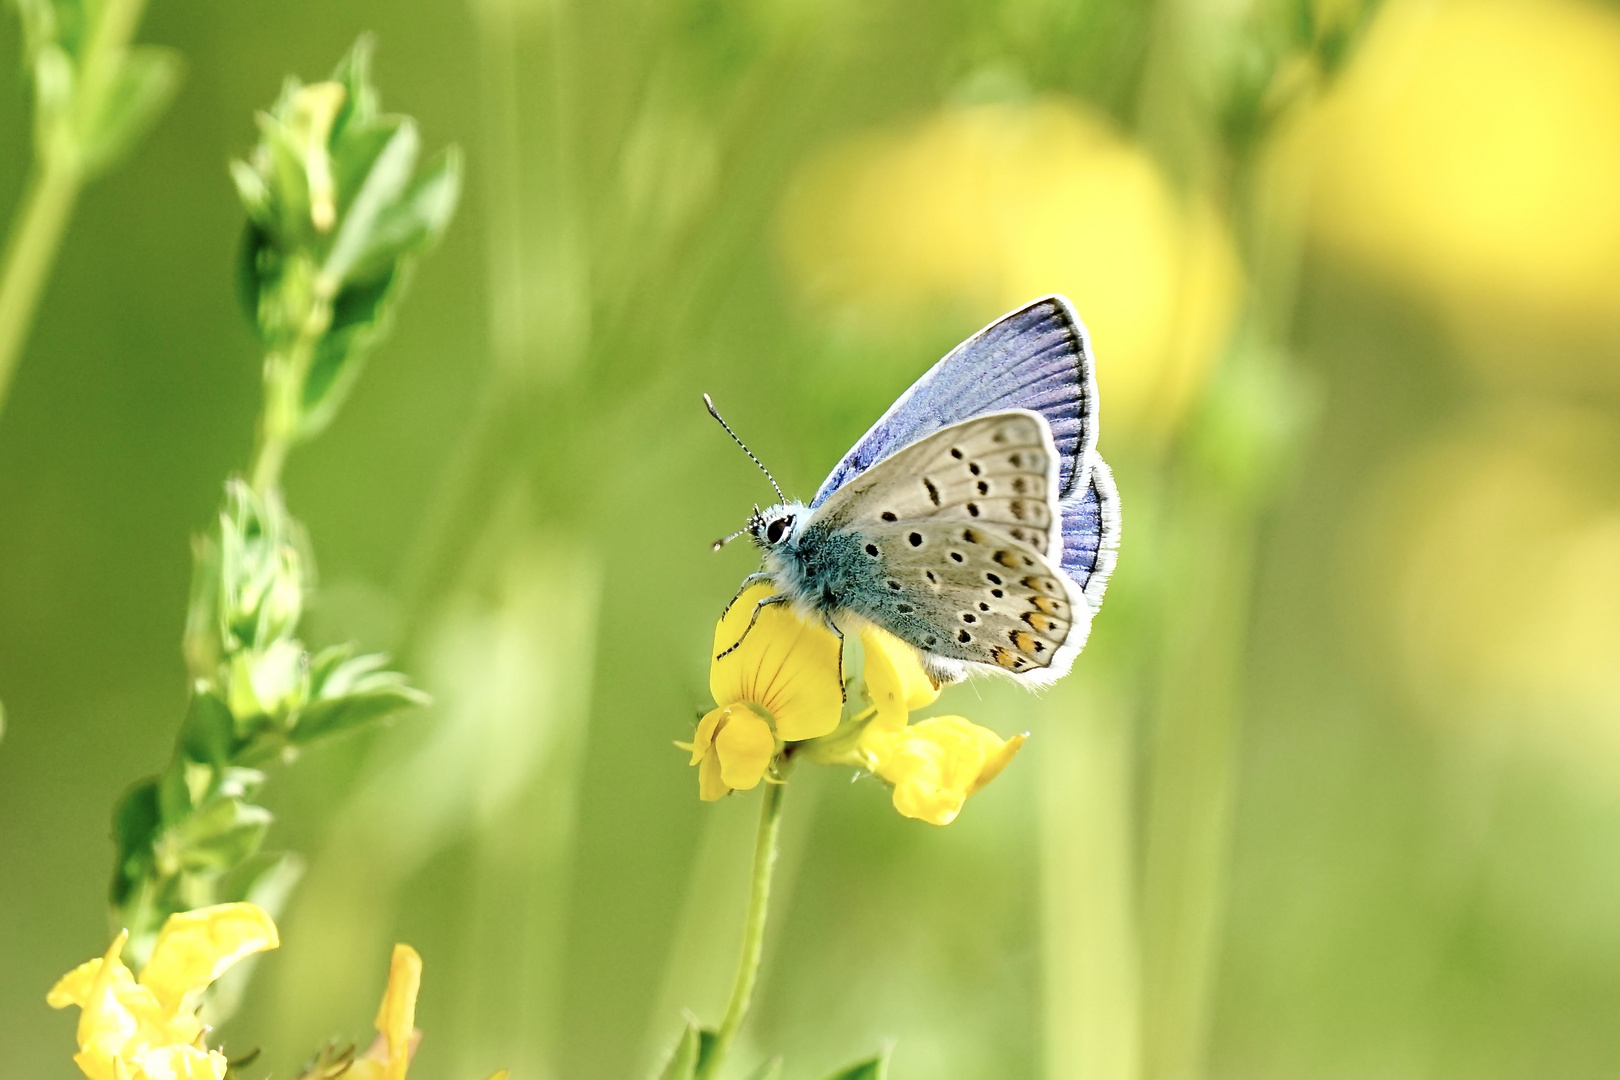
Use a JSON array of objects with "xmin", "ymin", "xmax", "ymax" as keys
[
  {"xmin": 1270, "ymin": 0, "xmax": 1620, "ymax": 390},
  {"xmin": 48, "ymin": 903, "xmax": 279, "ymax": 1080},
  {"xmin": 686, "ymin": 590, "xmax": 1026, "ymax": 820},
  {"xmin": 686, "ymin": 705, "xmax": 777, "ymax": 800},
  {"xmin": 347, "ymin": 945, "xmax": 423, "ymax": 1080},
  {"xmin": 682, "ymin": 584, "xmax": 844, "ymax": 800},
  {"xmin": 859, "ymin": 626, "xmax": 939, "ymax": 734},
  {"xmin": 864, "ymin": 716, "xmax": 1027, "ymax": 826}
]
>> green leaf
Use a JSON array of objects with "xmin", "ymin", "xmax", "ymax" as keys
[
  {"xmin": 212, "ymin": 481, "xmax": 308, "ymax": 654},
  {"xmin": 168, "ymin": 795, "xmax": 273, "ymax": 872},
  {"xmin": 655, "ymin": 1021, "xmax": 716, "ymax": 1080},
  {"xmin": 329, "ymin": 117, "xmax": 405, "ymax": 229},
  {"xmin": 78, "ymin": 45, "xmax": 182, "ymax": 176},
  {"xmin": 321, "ymin": 120, "xmax": 420, "ymax": 286},
  {"xmin": 744, "ymin": 1056, "xmax": 784, "ymax": 1080},
  {"xmin": 230, "ymin": 160, "xmax": 271, "ymax": 222},
  {"xmin": 226, "ymin": 639, "xmax": 311, "ymax": 726},
  {"xmin": 221, "ymin": 849, "xmax": 305, "ymax": 916},
  {"xmin": 328, "ymin": 35, "xmax": 380, "ymax": 138},
  {"xmin": 818, "ymin": 1049, "xmax": 891, "ymax": 1080},
  {"xmin": 340, "ymin": 147, "xmax": 463, "ymax": 281},
  {"xmin": 157, "ymin": 756, "xmax": 195, "ymax": 823},
  {"xmin": 295, "ymin": 265, "xmax": 401, "ymax": 437},
  {"xmin": 292, "ymin": 645, "xmax": 429, "ymax": 745},
  {"xmin": 178, "ymin": 690, "xmax": 236, "ymax": 765},
  {"xmin": 109, "ymin": 778, "xmax": 161, "ymax": 907},
  {"xmin": 291, "ymin": 149, "xmax": 460, "ymax": 438}
]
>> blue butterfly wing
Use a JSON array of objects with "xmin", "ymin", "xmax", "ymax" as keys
[
  {"xmin": 1058, "ymin": 458, "xmax": 1120, "ymax": 611},
  {"xmin": 811, "ymin": 294, "xmax": 1119, "ymax": 607},
  {"xmin": 810, "ymin": 295, "xmax": 1098, "ymax": 507}
]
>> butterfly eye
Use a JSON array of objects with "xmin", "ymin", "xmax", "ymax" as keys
[{"xmin": 766, "ymin": 517, "xmax": 790, "ymax": 544}]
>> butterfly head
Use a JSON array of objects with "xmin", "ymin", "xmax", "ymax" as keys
[{"xmin": 749, "ymin": 502, "xmax": 807, "ymax": 551}]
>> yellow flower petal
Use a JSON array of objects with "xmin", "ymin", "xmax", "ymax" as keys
[
  {"xmin": 711, "ymin": 585, "xmax": 842, "ymax": 742},
  {"xmin": 139, "ymin": 903, "xmax": 280, "ymax": 1012},
  {"xmin": 49, "ymin": 957, "xmax": 110, "ymax": 1011},
  {"xmin": 698, "ymin": 744, "xmax": 731, "ymax": 801},
  {"xmin": 66, "ymin": 931, "xmax": 143, "ymax": 1080},
  {"xmin": 126, "ymin": 1046, "xmax": 228, "ymax": 1080},
  {"xmin": 970, "ymin": 732, "xmax": 1027, "ymax": 795},
  {"xmin": 689, "ymin": 708, "xmax": 724, "ymax": 766},
  {"xmin": 871, "ymin": 716, "xmax": 1022, "ymax": 826},
  {"xmin": 860, "ymin": 627, "xmax": 939, "ymax": 732},
  {"xmin": 690, "ymin": 706, "xmax": 776, "ymax": 800},
  {"xmin": 374, "ymin": 944, "xmax": 422, "ymax": 1080},
  {"xmin": 714, "ymin": 707, "xmax": 776, "ymax": 792}
]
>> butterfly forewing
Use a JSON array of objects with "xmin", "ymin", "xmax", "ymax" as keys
[
  {"xmin": 813, "ymin": 411, "xmax": 1088, "ymax": 682},
  {"xmin": 819, "ymin": 411, "xmax": 1063, "ymax": 561}
]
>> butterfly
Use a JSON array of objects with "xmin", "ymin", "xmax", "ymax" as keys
[{"xmin": 710, "ymin": 294, "xmax": 1120, "ymax": 687}]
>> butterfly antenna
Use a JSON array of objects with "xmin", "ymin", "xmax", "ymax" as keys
[
  {"xmin": 703, "ymin": 393, "xmax": 786, "ymax": 504},
  {"xmin": 711, "ymin": 523, "xmax": 753, "ymax": 552}
]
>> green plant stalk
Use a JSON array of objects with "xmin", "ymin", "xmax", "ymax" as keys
[
  {"xmin": 1041, "ymin": 680, "xmax": 1141, "ymax": 1080},
  {"xmin": 249, "ymin": 292, "xmax": 332, "ymax": 493},
  {"xmin": 698, "ymin": 779, "xmax": 787, "ymax": 1080},
  {"xmin": 0, "ymin": 152, "xmax": 81, "ymax": 418},
  {"xmin": 0, "ymin": 0, "xmax": 153, "ymax": 420},
  {"xmin": 1138, "ymin": 487, "xmax": 1255, "ymax": 1080}
]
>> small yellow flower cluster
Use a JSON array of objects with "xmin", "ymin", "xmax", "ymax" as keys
[
  {"xmin": 346, "ymin": 944, "xmax": 424, "ymax": 1080},
  {"xmin": 683, "ymin": 585, "xmax": 1024, "ymax": 825},
  {"xmin": 855, "ymin": 629, "xmax": 1026, "ymax": 826},
  {"xmin": 49, "ymin": 903, "xmax": 488, "ymax": 1080},
  {"xmin": 48, "ymin": 903, "xmax": 278, "ymax": 1080}
]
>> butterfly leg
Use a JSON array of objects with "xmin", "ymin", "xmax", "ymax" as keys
[
  {"xmin": 722, "ymin": 571, "xmax": 777, "ymax": 616},
  {"xmin": 822, "ymin": 615, "xmax": 848, "ymax": 704},
  {"xmin": 716, "ymin": 593, "xmax": 790, "ymax": 660}
]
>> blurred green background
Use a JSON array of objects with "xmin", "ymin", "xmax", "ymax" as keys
[{"xmin": 6, "ymin": 0, "xmax": 1620, "ymax": 1079}]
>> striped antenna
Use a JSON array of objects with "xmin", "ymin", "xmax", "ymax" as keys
[{"xmin": 703, "ymin": 393, "xmax": 786, "ymax": 505}]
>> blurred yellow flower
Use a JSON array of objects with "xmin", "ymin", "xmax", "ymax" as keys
[
  {"xmin": 681, "ymin": 584, "xmax": 844, "ymax": 800},
  {"xmin": 779, "ymin": 98, "xmax": 1242, "ymax": 439},
  {"xmin": 864, "ymin": 715, "xmax": 1027, "ymax": 826},
  {"xmin": 48, "ymin": 902, "xmax": 279, "ymax": 1080},
  {"xmin": 348, "ymin": 945, "xmax": 423, "ymax": 1080},
  {"xmin": 1272, "ymin": 0, "xmax": 1620, "ymax": 389}
]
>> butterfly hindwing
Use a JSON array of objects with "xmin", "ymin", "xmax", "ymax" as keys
[
  {"xmin": 856, "ymin": 518, "xmax": 1085, "ymax": 682},
  {"xmin": 1057, "ymin": 456, "xmax": 1120, "ymax": 611}
]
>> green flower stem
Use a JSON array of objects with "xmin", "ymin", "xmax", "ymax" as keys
[
  {"xmin": 0, "ymin": 0, "xmax": 153, "ymax": 421},
  {"xmin": 698, "ymin": 778, "xmax": 787, "ymax": 1080},
  {"xmin": 1041, "ymin": 679, "xmax": 1141, "ymax": 1080},
  {"xmin": 0, "ymin": 152, "xmax": 81, "ymax": 419},
  {"xmin": 1139, "ymin": 487, "xmax": 1255, "ymax": 1080},
  {"xmin": 248, "ymin": 292, "xmax": 331, "ymax": 493}
]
